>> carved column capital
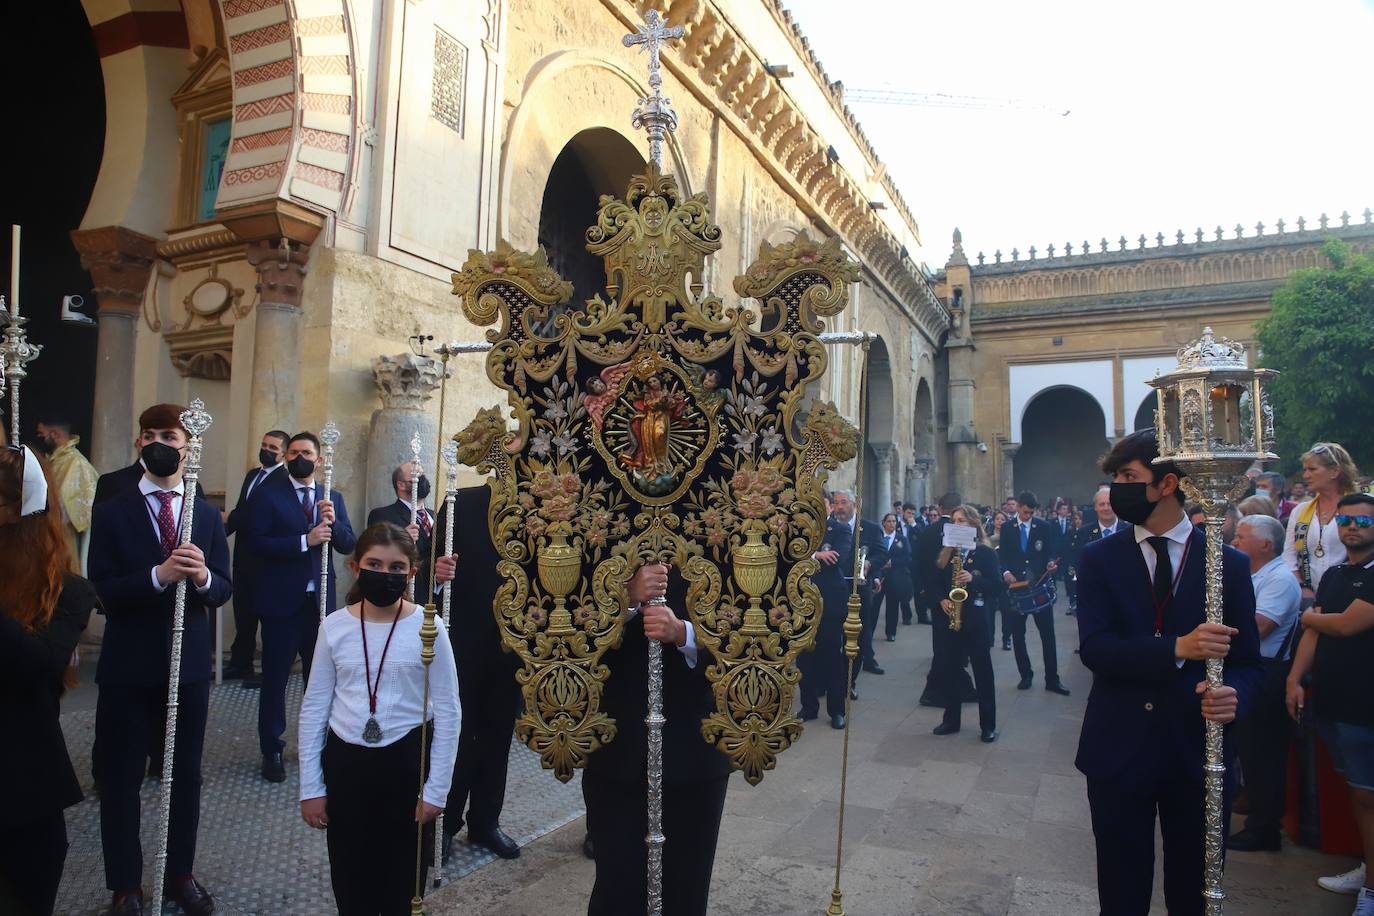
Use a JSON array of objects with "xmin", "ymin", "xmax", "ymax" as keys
[
  {"xmin": 372, "ymin": 352, "xmax": 444, "ymax": 409},
  {"xmin": 1000, "ymin": 441, "xmax": 1021, "ymax": 460},
  {"xmin": 69, "ymin": 226, "xmax": 159, "ymax": 314},
  {"xmin": 246, "ymin": 239, "xmax": 311, "ymax": 309}
]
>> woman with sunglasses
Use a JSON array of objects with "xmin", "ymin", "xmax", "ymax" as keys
[{"xmin": 1283, "ymin": 442, "xmax": 1361, "ymax": 609}]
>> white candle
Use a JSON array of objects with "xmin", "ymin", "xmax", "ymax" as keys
[{"xmin": 9, "ymin": 224, "xmax": 18, "ymax": 319}]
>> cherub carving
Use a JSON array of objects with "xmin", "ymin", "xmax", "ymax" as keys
[{"xmin": 583, "ymin": 362, "xmax": 635, "ymax": 431}]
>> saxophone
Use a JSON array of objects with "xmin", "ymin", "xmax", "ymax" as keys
[{"xmin": 947, "ymin": 549, "xmax": 968, "ymax": 631}]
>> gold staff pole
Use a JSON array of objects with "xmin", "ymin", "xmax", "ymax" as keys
[
  {"xmin": 149, "ymin": 399, "xmax": 213, "ymax": 911},
  {"xmin": 433, "ymin": 437, "xmax": 459, "ymax": 888},
  {"xmin": 411, "ymin": 342, "xmax": 453, "ymax": 915},
  {"xmin": 318, "ymin": 421, "xmax": 339, "ymax": 622},
  {"xmin": 825, "ymin": 332, "xmax": 870, "ymax": 916},
  {"xmin": 409, "ymin": 430, "xmax": 424, "ymax": 601}
]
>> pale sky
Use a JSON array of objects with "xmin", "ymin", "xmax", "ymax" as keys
[{"xmin": 781, "ymin": 0, "xmax": 1374, "ymax": 271}]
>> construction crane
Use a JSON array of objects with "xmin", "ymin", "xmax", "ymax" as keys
[{"xmin": 843, "ymin": 86, "xmax": 1071, "ymax": 117}]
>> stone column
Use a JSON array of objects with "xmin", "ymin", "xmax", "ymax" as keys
[
  {"xmin": 366, "ymin": 353, "xmax": 444, "ymax": 513},
  {"xmin": 909, "ymin": 458, "xmax": 932, "ymax": 508},
  {"xmin": 873, "ymin": 444, "xmax": 897, "ymax": 516},
  {"xmin": 70, "ymin": 226, "xmax": 158, "ymax": 472},
  {"xmin": 245, "ymin": 240, "xmax": 309, "ymax": 440},
  {"xmin": 1000, "ymin": 442, "xmax": 1021, "ymax": 502}
]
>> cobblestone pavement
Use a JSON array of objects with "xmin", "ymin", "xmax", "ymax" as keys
[{"xmin": 55, "ymin": 675, "xmax": 584, "ymax": 915}]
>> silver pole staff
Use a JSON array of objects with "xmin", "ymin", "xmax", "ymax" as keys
[
  {"xmin": 409, "ymin": 430, "xmax": 423, "ymax": 600},
  {"xmin": 623, "ymin": 12, "xmax": 683, "ymax": 914},
  {"xmin": 318, "ymin": 421, "xmax": 339, "ymax": 622},
  {"xmin": 2, "ymin": 298, "xmax": 43, "ymax": 447},
  {"xmin": 432, "ymin": 438, "xmax": 459, "ymax": 887},
  {"xmin": 149, "ymin": 399, "xmax": 213, "ymax": 911}
]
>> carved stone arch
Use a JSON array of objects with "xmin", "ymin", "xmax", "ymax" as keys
[
  {"xmin": 213, "ymin": 0, "xmax": 360, "ymax": 216},
  {"xmin": 499, "ymin": 50, "xmax": 694, "ymax": 250}
]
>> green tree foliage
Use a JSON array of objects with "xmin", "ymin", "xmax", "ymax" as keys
[{"xmin": 1256, "ymin": 239, "xmax": 1374, "ymax": 474}]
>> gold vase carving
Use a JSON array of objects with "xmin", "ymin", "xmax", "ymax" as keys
[
  {"xmin": 538, "ymin": 530, "xmax": 580, "ymax": 633},
  {"xmin": 733, "ymin": 521, "xmax": 777, "ymax": 633}
]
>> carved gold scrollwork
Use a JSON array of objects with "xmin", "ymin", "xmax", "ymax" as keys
[{"xmin": 451, "ymin": 161, "xmax": 860, "ymax": 784}]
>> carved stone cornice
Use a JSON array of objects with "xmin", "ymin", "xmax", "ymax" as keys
[
  {"xmin": 245, "ymin": 239, "xmax": 311, "ymax": 309},
  {"xmin": 156, "ymin": 228, "xmax": 242, "ymax": 265},
  {"xmin": 372, "ymin": 352, "xmax": 444, "ymax": 410},
  {"xmin": 69, "ymin": 225, "xmax": 159, "ymax": 315},
  {"xmin": 165, "ymin": 324, "xmax": 234, "ymax": 380}
]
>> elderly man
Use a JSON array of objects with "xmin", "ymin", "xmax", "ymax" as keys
[{"xmin": 1229, "ymin": 513, "xmax": 1303, "ymax": 851}]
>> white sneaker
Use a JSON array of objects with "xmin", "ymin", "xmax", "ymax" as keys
[
  {"xmin": 1318, "ymin": 862, "xmax": 1366, "ymax": 895},
  {"xmin": 1353, "ymin": 886, "xmax": 1374, "ymax": 916}
]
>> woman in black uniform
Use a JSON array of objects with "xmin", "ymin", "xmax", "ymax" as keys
[{"xmin": 930, "ymin": 504, "xmax": 1001, "ymax": 743}]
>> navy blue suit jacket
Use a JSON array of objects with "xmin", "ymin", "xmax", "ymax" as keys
[
  {"xmin": 1074, "ymin": 526, "xmax": 1261, "ymax": 790},
  {"xmin": 998, "ymin": 516, "xmax": 1057, "ymax": 582},
  {"xmin": 225, "ymin": 463, "xmax": 288, "ymax": 538},
  {"xmin": 245, "ymin": 480, "xmax": 356, "ymax": 617},
  {"xmin": 89, "ymin": 486, "xmax": 233, "ymax": 686}
]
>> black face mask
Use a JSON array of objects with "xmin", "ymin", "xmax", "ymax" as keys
[
  {"xmin": 1109, "ymin": 482, "xmax": 1158, "ymax": 527},
  {"xmin": 287, "ymin": 455, "xmax": 316, "ymax": 480},
  {"xmin": 414, "ymin": 476, "xmax": 432, "ymax": 502},
  {"xmin": 141, "ymin": 441, "xmax": 183, "ymax": 478},
  {"xmin": 356, "ymin": 569, "xmax": 410, "ymax": 608},
  {"xmin": 258, "ymin": 448, "xmax": 279, "ymax": 468},
  {"xmin": 35, "ymin": 436, "xmax": 58, "ymax": 455}
]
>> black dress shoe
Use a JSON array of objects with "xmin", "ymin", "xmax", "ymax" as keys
[
  {"xmin": 918, "ymin": 616, "xmax": 932, "ymax": 625},
  {"xmin": 222, "ymin": 665, "xmax": 251, "ymax": 681},
  {"xmin": 262, "ymin": 752, "xmax": 286, "ymax": 783},
  {"xmin": 472, "ymin": 827, "xmax": 520, "ymax": 859},
  {"xmin": 111, "ymin": 890, "xmax": 145, "ymax": 916},
  {"xmin": 1002, "ymin": 636, "xmax": 1012, "ymax": 651},
  {"xmin": 830, "ymin": 713, "xmax": 846, "ymax": 730},
  {"xmin": 582, "ymin": 834, "xmax": 595, "ymax": 859},
  {"xmin": 240, "ymin": 673, "xmax": 262, "ymax": 689},
  {"xmin": 166, "ymin": 876, "xmax": 215, "ymax": 916},
  {"xmin": 1045, "ymin": 681, "xmax": 1071, "ymax": 696},
  {"xmin": 799, "ymin": 708, "xmax": 819, "ymax": 722},
  {"xmin": 849, "ymin": 687, "xmax": 859, "ymax": 701},
  {"xmin": 902, "ymin": 616, "xmax": 913, "ymax": 625},
  {"xmin": 1017, "ymin": 675, "xmax": 1033, "ymax": 690},
  {"xmin": 980, "ymin": 729, "xmax": 998, "ymax": 744},
  {"xmin": 862, "ymin": 661, "xmax": 885, "ymax": 675},
  {"xmin": 885, "ymin": 635, "xmax": 896, "ymax": 642},
  {"xmin": 1226, "ymin": 828, "xmax": 1281, "ymax": 852},
  {"xmin": 932, "ymin": 722, "xmax": 959, "ymax": 736}
]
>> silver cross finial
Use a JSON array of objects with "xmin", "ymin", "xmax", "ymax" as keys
[{"xmin": 623, "ymin": 10, "xmax": 684, "ymax": 169}]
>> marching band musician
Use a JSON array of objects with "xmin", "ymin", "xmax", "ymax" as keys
[
  {"xmin": 88, "ymin": 404, "xmax": 233, "ymax": 916},
  {"xmin": 999, "ymin": 491, "xmax": 1071, "ymax": 696},
  {"xmin": 931, "ymin": 504, "xmax": 1000, "ymax": 742}
]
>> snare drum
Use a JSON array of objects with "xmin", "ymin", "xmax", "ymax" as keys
[{"xmin": 1010, "ymin": 579, "xmax": 1057, "ymax": 615}]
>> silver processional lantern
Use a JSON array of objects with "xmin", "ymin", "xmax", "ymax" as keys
[{"xmin": 1148, "ymin": 326, "xmax": 1277, "ymax": 915}]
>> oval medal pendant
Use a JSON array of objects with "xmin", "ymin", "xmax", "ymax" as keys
[
  {"xmin": 1313, "ymin": 542, "xmax": 1325, "ymax": 559},
  {"xmin": 362, "ymin": 716, "xmax": 383, "ymax": 744}
]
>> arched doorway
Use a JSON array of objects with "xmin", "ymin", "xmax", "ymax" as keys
[
  {"xmin": 537, "ymin": 128, "xmax": 645, "ymax": 311},
  {"xmin": 862, "ymin": 336, "xmax": 895, "ymax": 514},
  {"xmin": 1133, "ymin": 394, "xmax": 1157, "ymax": 431},
  {"xmin": 911, "ymin": 377, "xmax": 935, "ymax": 506},
  {"xmin": 1015, "ymin": 386, "xmax": 1110, "ymax": 507},
  {"xmin": 2, "ymin": 0, "xmax": 104, "ymax": 448}
]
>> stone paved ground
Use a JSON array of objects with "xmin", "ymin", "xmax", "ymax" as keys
[{"xmin": 58, "ymin": 600, "xmax": 1359, "ymax": 915}]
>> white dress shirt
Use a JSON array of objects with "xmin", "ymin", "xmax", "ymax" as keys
[
  {"xmin": 1134, "ymin": 514, "xmax": 1195, "ymax": 664},
  {"xmin": 246, "ymin": 462, "xmax": 283, "ymax": 499},
  {"xmin": 138, "ymin": 476, "xmax": 213, "ymax": 595},
  {"xmin": 1282, "ymin": 497, "xmax": 1348, "ymax": 592},
  {"xmin": 1099, "ymin": 519, "xmax": 1119, "ymax": 538},
  {"xmin": 626, "ymin": 604, "xmax": 698, "ymax": 668},
  {"xmin": 298, "ymin": 605, "xmax": 461, "ymax": 807}
]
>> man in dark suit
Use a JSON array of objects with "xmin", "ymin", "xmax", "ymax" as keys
[
  {"xmin": 244, "ymin": 430, "xmax": 356, "ymax": 783},
  {"xmin": 93, "ymin": 445, "xmax": 144, "ymax": 507},
  {"xmin": 1049, "ymin": 499, "xmax": 1077, "ymax": 612},
  {"xmin": 366, "ymin": 461, "xmax": 434, "ymax": 598},
  {"xmin": 828, "ymin": 490, "xmax": 888, "ymax": 685},
  {"xmin": 1078, "ymin": 485, "xmax": 1132, "ymax": 545},
  {"xmin": 88, "ymin": 403, "xmax": 233, "ymax": 916},
  {"xmin": 1076, "ymin": 429, "xmax": 1260, "ymax": 916},
  {"xmin": 877, "ymin": 513, "xmax": 913, "ymax": 641},
  {"xmin": 900, "ymin": 502, "xmax": 925, "ymax": 624},
  {"xmin": 435, "ymin": 485, "xmax": 522, "ymax": 861},
  {"xmin": 800, "ymin": 494, "xmax": 856, "ymax": 728},
  {"xmin": 222, "ymin": 429, "xmax": 289, "ymax": 683},
  {"xmin": 999, "ymin": 491, "xmax": 1071, "ymax": 695}
]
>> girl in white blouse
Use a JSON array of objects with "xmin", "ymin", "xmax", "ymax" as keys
[
  {"xmin": 1284, "ymin": 442, "xmax": 1361, "ymax": 606},
  {"xmin": 298, "ymin": 523, "xmax": 460, "ymax": 915}
]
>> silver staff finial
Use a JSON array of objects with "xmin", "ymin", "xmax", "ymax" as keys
[
  {"xmin": 180, "ymin": 399, "xmax": 213, "ymax": 439},
  {"xmin": 320, "ymin": 420, "xmax": 341, "ymax": 449},
  {"xmin": 623, "ymin": 10, "xmax": 684, "ymax": 169}
]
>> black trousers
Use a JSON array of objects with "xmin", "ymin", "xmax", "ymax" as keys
[
  {"xmin": 1087, "ymin": 771, "xmax": 1233, "ymax": 916},
  {"xmin": 323, "ymin": 727, "xmax": 433, "ymax": 915},
  {"xmin": 0, "ymin": 812, "xmax": 67, "ymax": 916},
  {"xmin": 228, "ymin": 573, "xmax": 259, "ymax": 670},
  {"xmin": 96, "ymin": 680, "xmax": 209, "ymax": 892},
  {"xmin": 443, "ymin": 656, "xmax": 519, "ymax": 837},
  {"xmin": 799, "ymin": 609, "xmax": 848, "ymax": 718},
  {"xmin": 584, "ymin": 769, "xmax": 729, "ymax": 916},
  {"xmin": 1062, "ymin": 566, "xmax": 1078, "ymax": 608},
  {"xmin": 1235, "ymin": 659, "xmax": 1292, "ymax": 836},
  {"xmin": 856, "ymin": 590, "xmax": 877, "ymax": 668},
  {"xmin": 882, "ymin": 588, "xmax": 911, "ymax": 639},
  {"xmin": 1010, "ymin": 607, "xmax": 1060, "ymax": 683},
  {"xmin": 935, "ymin": 606, "xmax": 995, "ymax": 732},
  {"xmin": 259, "ymin": 594, "xmax": 320, "ymax": 756}
]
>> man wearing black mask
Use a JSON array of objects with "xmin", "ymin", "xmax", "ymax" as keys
[
  {"xmin": 367, "ymin": 462, "xmax": 435, "ymax": 598},
  {"xmin": 244, "ymin": 431, "xmax": 356, "ymax": 783},
  {"xmin": 223, "ymin": 430, "xmax": 289, "ymax": 684}
]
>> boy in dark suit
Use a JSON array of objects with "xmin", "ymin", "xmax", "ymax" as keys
[
  {"xmin": 244, "ymin": 430, "xmax": 356, "ymax": 783},
  {"xmin": 1075, "ymin": 429, "xmax": 1260, "ymax": 916},
  {"xmin": 88, "ymin": 403, "xmax": 233, "ymax": 916},
  {"xmin": 222, "ymin": 428, "xmax": 289, "ymax": 682},
  {"xmin": 367, "ymin": 461, "xmax": 434, "ymax": 598},
  {"xmin": 999, "ymin": 490, "xmax": 1070, "ymax": 694}
]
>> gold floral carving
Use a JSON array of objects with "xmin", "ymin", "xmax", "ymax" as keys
[{"xmin": 451, "ymin": 163, "xmax": 859, "ymax": 784}]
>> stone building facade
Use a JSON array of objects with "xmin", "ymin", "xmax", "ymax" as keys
[{"xmin": 934, "ymin": 214, "xmax": 1374, "ymax": 506}]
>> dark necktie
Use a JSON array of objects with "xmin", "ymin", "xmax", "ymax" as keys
[
  {"xmin": 418, "ymin": 509, "xmax": 432, "ymax": 538},
  {"xmin": 300, "ymin": 486, "xmax": 314, "ymax": 523},
  {"xmin": 155, "ymin": 491, "xmax": 179, "ymax": 559},
  {"xmin": 250, "ymin": 467, "xmax": 268, "ymax": 496},
  {"xmin": 1148, "ymin": 536, "xmax": 1173, "ymax": 608}
]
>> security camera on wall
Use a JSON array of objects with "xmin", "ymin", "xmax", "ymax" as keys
[
  {"xmin": 977, "ymin": 441, "xmax": 989, "ymax": 453},
  {"xmin": 61, "ymin": 294, "xmax": 96, "ymax": 326}
]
